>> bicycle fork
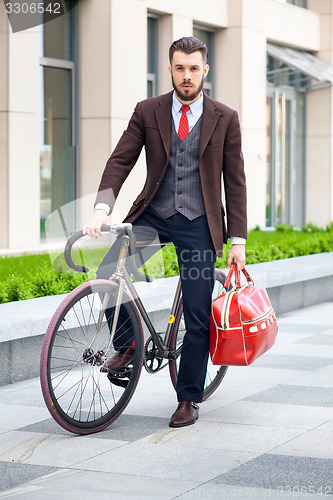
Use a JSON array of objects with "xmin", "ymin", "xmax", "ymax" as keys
[{"xmin": 90, "ymin": 235, "xmax": 130, "ymax": 362}]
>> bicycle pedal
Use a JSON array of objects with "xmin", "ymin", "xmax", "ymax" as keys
[{"xmin": 106, "ymin": 372, "xmax": 130, "ymax": 388}]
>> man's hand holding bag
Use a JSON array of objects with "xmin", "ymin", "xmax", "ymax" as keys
[{"xmin": 210, "ymin": 263, "xmax": 278, "ymax": 366}]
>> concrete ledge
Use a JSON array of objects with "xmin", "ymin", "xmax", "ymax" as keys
[
  {"xmin": 243, "ymin": 252, "xmax": 333, "ymax": 315},
  {"xmin": 1, "ymin": 252, "xmax": 333, "ymax": 386}
]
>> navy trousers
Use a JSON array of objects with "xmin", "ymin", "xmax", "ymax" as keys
[{"xmin": 96, "ymin": 207, "xmax": 216, "ymax": 403}]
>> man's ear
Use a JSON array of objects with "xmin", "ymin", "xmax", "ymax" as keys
[
  {"xmin": 204, "ymin": 64, "xmax": 210, "ymax": 79},
  {"xmin": 168, "ymin": 65, "xmax": 172, "ymax": 75}
]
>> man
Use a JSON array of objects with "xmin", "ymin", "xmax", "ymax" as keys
[{"xmin": 83, "ymin": 36, "xmax": 247, "ymax": 427}]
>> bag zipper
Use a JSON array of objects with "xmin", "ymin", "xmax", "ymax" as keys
[{"xmin": 242, "ymin": 308, "xmax": 273, "ymax": 325}]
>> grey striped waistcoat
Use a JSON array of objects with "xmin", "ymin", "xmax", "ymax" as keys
[{"xmin": 150, "ymin": 116, "xmax": 205, "ymax": 220}]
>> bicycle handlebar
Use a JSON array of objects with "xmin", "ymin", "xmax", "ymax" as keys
[{"xmin": 64, "ymin": 224, "xmax": 153, "ymax": 282}]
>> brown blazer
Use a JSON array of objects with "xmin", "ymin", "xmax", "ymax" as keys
[{"xmin": 95, "ymin": 91, "xmax": 247, "ymax": 257}]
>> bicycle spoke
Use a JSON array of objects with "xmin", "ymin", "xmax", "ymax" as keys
[
  {"xmin": 70, "ymin": 371, "xmax": 90, "ymax": 420},
  {"xmin": 50, "ymin": 359, "xmax": 82, "ymax": 389},
  {"xmin": 87, "ymin": 371, "xmax": 110, "ymax": 420},
  {"xmin": 55, "ymin": 371, "xmax": 89, "ymax": 403}
]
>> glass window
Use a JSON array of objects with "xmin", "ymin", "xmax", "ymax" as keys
[
  {"xmin": 40, "ymin": 66, "xmax": 75, "ymax": 233},
  {"xmin": 267, "ymin": 55, "xmax": 310, "ymax": 91},
  {"xmin": 275, "ymin": 0, "xmax": 307, "ymax": 8},
  {"xmin": 294, "ymin": 93, "xmax": 306, "ymax": 227},
  {"xmin": 266, "ymin": 75, "xmax": 306, "ymax": 228},
  {"xmin": 40, "ymin": 12, "xmax": 76, "ymax": 238},
  {"xmin": 193, "ymin": 26, "xmax": 215, "ymax": 97},
  {"xmin": 42, "ymin": 10, "xmax": 73, "ymax": 60},
  {"xmin": 147, "ymin": 15, "xmax": 158, "ymax": 97},
  {"xmin": 266, "ymin": 97, "xmax": 273, "ymax": 226}
]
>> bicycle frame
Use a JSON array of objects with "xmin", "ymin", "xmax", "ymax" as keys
[{"xmin": 106, "ymin": 232, "xmax": 182, "ymax": 361}]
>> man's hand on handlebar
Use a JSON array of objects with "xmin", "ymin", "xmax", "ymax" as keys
[{"xmin": 83, "ymin": 209, "xmax": 109, "ymax": 239}]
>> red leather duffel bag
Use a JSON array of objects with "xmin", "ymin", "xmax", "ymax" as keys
[{"xmin": 210, "ymin": 263, "xmax": 278, "ymax": 366}]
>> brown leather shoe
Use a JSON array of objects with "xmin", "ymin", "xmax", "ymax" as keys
[
  {"xmin": 100, "ymin": 347, "xmax": 135, "ymax": 373},
  {"xmin": 169, "ymin": 401, "xmax": 199, "ymax": 428}
]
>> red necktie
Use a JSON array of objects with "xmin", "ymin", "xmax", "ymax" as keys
[{"xmin": 178, "ymin": 105, "xmax": 190, "ymax": 141}]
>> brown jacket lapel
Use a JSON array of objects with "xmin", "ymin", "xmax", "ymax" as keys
[
  {"xmin": 199, "ymin": 94, "xmax": 224, "ymax": 158},
  {"xmin": 154, "ymin": 92, "xmax": 172, "ymax": 160}
]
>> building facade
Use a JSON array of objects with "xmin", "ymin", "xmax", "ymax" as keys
[{"xmin": 0, "ymin": 0, "xmax": 333, "ymax": 250}]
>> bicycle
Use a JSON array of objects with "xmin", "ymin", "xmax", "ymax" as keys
[{"xmin": 40, "ymin": 223, "xmax": 228, "ymax": 434}]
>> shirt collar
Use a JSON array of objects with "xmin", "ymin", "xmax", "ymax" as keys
[{"xmin": 172, "ymin": 91, "xmax": 204, "ymax": 118}]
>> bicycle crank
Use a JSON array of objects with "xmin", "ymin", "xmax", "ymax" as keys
[{"xmin": 143, "ymin": 335, "xmax": 168, "ymax": 373}]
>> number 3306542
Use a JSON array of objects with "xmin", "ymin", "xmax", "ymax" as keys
[{"xmin": 5, "ymin": 3, "xmax": 62, "ymax": 14}]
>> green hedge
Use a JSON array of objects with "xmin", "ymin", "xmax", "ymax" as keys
[{"xmin": 0, "ymin": 223, "xmax": 332, "ymax": 303}]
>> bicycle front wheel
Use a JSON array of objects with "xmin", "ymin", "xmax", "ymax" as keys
[
  {"xmin": 40, "ymin": 279, "xmax": 144, "ymax": 434},
  {"xmin": 168, "ymin": 268, "xmax": 228, "ymax": 401}
]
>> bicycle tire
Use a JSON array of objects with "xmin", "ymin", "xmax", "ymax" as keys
[
  {"xmin": 40, "ymin": 279, "xmax": 144, "ymax": 434},
  {"xmin": 168, "ymin": 268, "xmax": 228, "ymax": 401}
]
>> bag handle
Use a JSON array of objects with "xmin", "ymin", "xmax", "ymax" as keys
[{"xmin": 223, "ymin": 263, "xmax": 254, "ymax": 291}]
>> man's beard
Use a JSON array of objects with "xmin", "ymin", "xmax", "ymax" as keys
[{"xmin": 171, "ymin": 75, "xmax": 204, "ymax": 102}]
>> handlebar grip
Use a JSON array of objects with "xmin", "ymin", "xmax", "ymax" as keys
[
  {"xmin": 64, "ymin": 226, "xmax": 112, "ymax": 273},
  {"xmin": 64, "ymin": 230, "xmax": 89, "ymax": 273}
]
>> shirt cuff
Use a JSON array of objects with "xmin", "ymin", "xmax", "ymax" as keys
[
  {"xmin": 95, "ymin": 203, "xmax": 111, "ymax": 215},
  {"xmin": 230, "ymin": 237, "xmax": 246, "ymax": 245}
]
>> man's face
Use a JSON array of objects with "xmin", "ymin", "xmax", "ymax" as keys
[{"xmin": 169, "ymin": 51, "xmax": 209, "ymax": 103}]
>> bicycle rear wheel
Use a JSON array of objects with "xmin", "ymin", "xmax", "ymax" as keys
[
  {"xmin": 40, "ymin": 279, "xmax": 144, "ymax": 434},
  {"xmin": 168, "ymin": 268, "xmax": 228, "ymax": 401}
]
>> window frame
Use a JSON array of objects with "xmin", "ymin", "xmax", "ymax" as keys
[
  {"xmin": 193, "ymin": 23, "xmax": 215, "ymax": 97},
  {"xmin": 147, "ymin": 12, "xmax": 159, "ymax": 97}
]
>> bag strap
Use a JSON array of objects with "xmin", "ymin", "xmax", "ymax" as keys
[{"xmin": 223, "ymin": 263, "xmax": 254, "ymax": 291}]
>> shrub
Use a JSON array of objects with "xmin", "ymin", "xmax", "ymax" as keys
[
  {"xmin": 0, "ymin": 275, "xmax": 33, "ymax": 303},
  {"xmin": 0, "ymin": 266, "xmax": 88, "ymax": 304},
  {"xmin": 0, "ymin": 222, "xmax": 332, "ymax": 303}
]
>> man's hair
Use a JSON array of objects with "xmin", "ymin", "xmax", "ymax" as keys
[{"xmin": 169, "ymin": 36, "xmax": 208, "ymax": 65}]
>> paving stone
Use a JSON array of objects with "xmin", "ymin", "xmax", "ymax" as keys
[
  {"xmin": 0, "ymin": 469, "xmax": 195, "ymax": 500},
  {"xmin": 244, "ymin": 385, "xmax": 333, "ymax": 407},
  {"xmin": 19, "ymin": 414, "xmax": 170, "ymax": 442},
  {"xmin": 181, "ymin": 484, "xmax": 329, "ymax": 499},
  {"xmin": 276, "ymin": 323, "xmax": 332, "ymax": 334},
  {"xmin": 0, "ymin": 461, "xmax": 59, "ymax": 493},
  {"xmin": 252, "ymin": 354, "xmax": 333, "ymax": 371},
  {"xmin": 212, "ymin": 454, "xmax": 333, "ymax": 494},
  {"xmin": 294, "ymin": 334, "xmax": 333, "ymax": 345},
  {"xmin": 0, "ymin": 405, "xmax": 50, "ymax": 430},
  {"xmin": 0, "ymin": 431, "xmax": 127, "ymax": 468},
  {"xmin": 270, "ymin": 428, "xmax": 333, "ymax": 460},
  {"xmin": 283, "ymin": 371, "xmax": 333, "ymax": 388},
  {"xmin": 202, "ymin": 400, "xmax": 333, "ymax": 429}
]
